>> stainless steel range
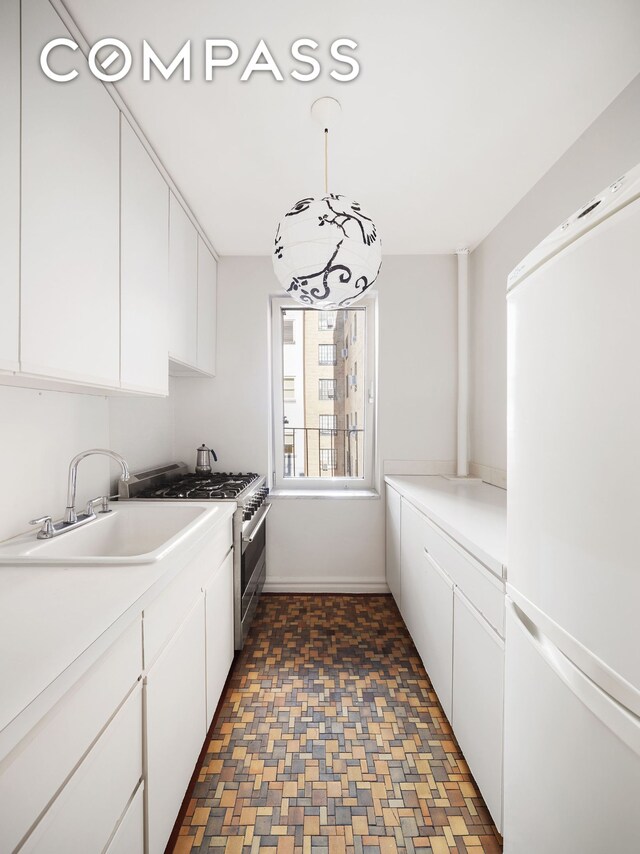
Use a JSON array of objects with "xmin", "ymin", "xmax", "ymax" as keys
[{"xmin": 118, "ymin": 462, "xmax": 270, "ymax": 649}]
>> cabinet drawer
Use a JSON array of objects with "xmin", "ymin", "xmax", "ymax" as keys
[
  {"xmin": 419, "ymin": 510, "xmax": 504, "ymax": 637},
  {"xmin": 22, "ymin": 683, "xmax": 142, "ymax": 853},
  {"xmin": 0, "ymin": 618, "xmax": 142, "ymax": 853},
  {"xmin": 106, "ymin": 782, "xmax": 144, "ymax": 854},
  {"xmin": 144, "ymin": 521, "xmax": 232, "ymax": 666}
]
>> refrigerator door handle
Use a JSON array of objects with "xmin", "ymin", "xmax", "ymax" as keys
[{"xmin": 508, "ymin": 598, "xmax": 640, "ymax": 758}]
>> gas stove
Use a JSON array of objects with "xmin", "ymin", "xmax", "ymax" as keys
[
  {"xmin": 119, "ymin": 463, "xmax": 264, "ymax": 506},
  {"xmin": 119, "ymin": 462, "xmax": 270, "ymax": 650},
  {"xmin": 134, "ymin": 472, "xmax": 262, "ymax": 501}
]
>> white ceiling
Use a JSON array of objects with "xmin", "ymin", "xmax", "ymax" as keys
[{"xmin": 62, "ymin": 0, "xmax": 640, "ymax": 255}]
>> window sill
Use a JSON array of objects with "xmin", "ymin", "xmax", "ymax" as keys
[{"xmin": 269, "ymin": 488, "xmax": 380, "ymax": 500}]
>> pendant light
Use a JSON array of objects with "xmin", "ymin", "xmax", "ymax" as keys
[{"xmin": 272, "ymin": 97, "xmax": 382, "ymax": 310}]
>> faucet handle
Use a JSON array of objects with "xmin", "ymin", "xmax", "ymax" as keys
[
  {"xmin": 86, "ymin": 496, "xmax": 111, "ymax": 517},
  {"xmin": 30, "ymin": 516, "xmax": 54, "ymax": 539}
]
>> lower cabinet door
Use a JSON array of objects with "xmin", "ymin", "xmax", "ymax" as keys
[
  {"xmin": 205, "ymin": 551, "xmax": 234, "ymax": 726},
  {"xmin": 452, "ymin": 588, "xmax": 504, "ymax": 831},
  {"xmin": 145, "ymin": 596, "xmax": 207, "ymax": 854},
  {"xmin": 385, "ymin": 486, "xmax": 402, "ymax": 606},
  {"xmin": 21, "ymin": 684, "xmax": 142, "ymax": 853},
  {"xmin": 106, "ymin": 783, "xmax": 144, "ymax": 854},
  {"xmin": 401, "ymin": 501, "xmax": 454, "ymax": 719}
]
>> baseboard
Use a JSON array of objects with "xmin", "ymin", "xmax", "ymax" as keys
[
  {"xmin": 469, "ymin": 461, "xmax": 507, "ymax": 490},
  {"xmin": 264, "ymin": 576, "xmax": 390, "ymax": 594}
]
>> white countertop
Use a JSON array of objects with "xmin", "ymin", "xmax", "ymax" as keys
[
  {"xmin": 0, "ymin": 502, "xmax": 234, "ymax": 758},
  {"xmin": 385, "ymin": 475, "xmax": 507, "ymax": 578}
]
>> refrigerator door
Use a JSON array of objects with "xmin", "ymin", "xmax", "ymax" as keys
[
  {"xmin": 504, "ymin": 598, "xmax": 640, "ymax": 854},
  {"xmin": 507, "ymin": 187, "xmax": 640, "ymax": 696}
]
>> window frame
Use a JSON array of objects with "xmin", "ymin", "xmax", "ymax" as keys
[{"xmin": 270, "ymin": 295, "xmax": 377, "ymax": 492}]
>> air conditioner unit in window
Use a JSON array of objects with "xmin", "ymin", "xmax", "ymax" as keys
[
  {"xmin": 348, "ymin": 375, "xmax": 358, "ymax": 386},
  {"xmin": 341, "ymin": 348, "xmax": 349, "ymax": 359},
  {"xmin": 327, "ymin": 393, "xmax": 336, "ymax": 400}
]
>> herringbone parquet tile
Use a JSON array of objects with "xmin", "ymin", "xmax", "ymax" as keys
[{"xmin": 171, "ymin": 594, "xmax": 502, "ymax": 853}]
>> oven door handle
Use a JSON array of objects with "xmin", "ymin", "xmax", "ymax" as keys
[{"xmin": 242, "ymin": 502, "xmax": 272, "ymax": 543}]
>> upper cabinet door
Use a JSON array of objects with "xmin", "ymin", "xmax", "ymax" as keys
[
  {"xmin": 0, "ymin": 0, "xmax": 20, "ymax": 372},
  {"xmin": 20, "ymin": 0, "xmax": 120, "ymax": 387},
  {"xmin": 168, "ymin": 194, "xmax": 198, "ymax": 368},
  {"xmin": 196, "ymin": 236, "xmax": 217, "ymax": 376},
  {"xmin": 120, "ymin": 119, "xmax": 169, "ymax": 395}
]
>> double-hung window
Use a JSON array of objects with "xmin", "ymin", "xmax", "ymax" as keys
[{"xmin": 271, "ymin": 297, "xmax": 376, "ymax": 489}]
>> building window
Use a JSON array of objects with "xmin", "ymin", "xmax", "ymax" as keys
[
  {"xmin": 319, "ymin": 378, "xmax": 336, "ymax": 400},
  {"xmin": 271, "ymin": 299, "xmax": 375, "ymax": 489},
  {"xmin": 351, "ymin": 312, "xmax": 358, "ymax": 343},
  {"xmin": 283, "ymin": 319, "xmax": 295, "ymax": 345},
  {"xmin": 283, "ymin": 376, "xmax": 296, "ymax": 402},
  {"xmin": 319, "ymin": 414, "xmax": 337, "ymax": 435},
  {"xmin": 318, "ymin": 311, "xmax": 336, "ymax": 331},
  {"xmin": 320, "ymin": 449, "xmax": 337, "ymax": 471},
  {"xmin": 318, "ymin": 344, "xmax": 337, "ymax": 366}
]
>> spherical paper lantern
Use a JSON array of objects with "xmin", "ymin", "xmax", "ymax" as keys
[{"xmin": 273, "ymin": 194, "xmax": 382, "ymax": 309}]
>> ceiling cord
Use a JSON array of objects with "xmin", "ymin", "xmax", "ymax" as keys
[{"xmin": 324, "ymin": 128, "xmax": 329, "ymax": 195}]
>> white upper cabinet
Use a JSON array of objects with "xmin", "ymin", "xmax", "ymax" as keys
[
  {"xmin": 20, "ymin": 0, "xmax": 120, "ymax": 387},
  {"xmin": 120, "ymin": 119, "xmax": 169, "ymax": 395},
  {"xmin": 196, "ymin": 236, "xmax": 217, "ymax": 376},
  {"xmin": 168, "ymin": 194, "xmax": 198, "ymax": 368},
  {"xmin": 0, "ymin": 0, "xmax": 20, "ymax": 372}
]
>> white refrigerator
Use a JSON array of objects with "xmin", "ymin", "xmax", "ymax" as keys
[{"xmin": 505, "ymin": 163, "xmax": 640, "ymax": 853}]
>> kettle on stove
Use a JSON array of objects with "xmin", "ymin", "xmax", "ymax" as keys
[{"xmin": 195, "ymin": 443, "xmax": 218, "ymax": 474}]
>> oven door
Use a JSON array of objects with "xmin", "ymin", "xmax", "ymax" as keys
[{"xmin": 238, "ymin": 502, "xmax": 271, "ymax": 646}]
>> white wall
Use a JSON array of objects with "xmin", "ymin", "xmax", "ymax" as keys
[
  {"xmin": 0, "ymin": 386, "xmax": 109, "ymax": 542},
  {"xmin": 173, "ymin": 254, "xmax": 457, "ymax": 590},
  {"xmin": 0, "ymin": 383, "xmax": 174, "ymax": 543},
  {"xmin": 470, "ymin": 73, "xmax": 640, "ymax": 475},
  {"xmin": 109, "ymin": 382, "xmax": 175, "ymax": 477}
]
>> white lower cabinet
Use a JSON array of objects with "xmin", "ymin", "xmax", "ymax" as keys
[
  {"xmin": 106, "ymin": 784, "xmax": 145, "ymax": 854},
  {"xmin": 0, "ymin": 619, "xmax": 142, "ymax": 853},
  {"xmin": 205, "ymin": 551, "xmax": 234, "ymax": 726},
  {"xmin": 401, "ymin": 500, "xmax": 454, "ymax": 719},
  {"xmin": 452, "ymin": 588, "xmax": 504, "ymax": 831},
  {"xmin": 22, "ymin": 683, "xmax": 143, "ymax": 854},
  {"xmin": 385, "ymin": 485, "xmax": 401, "ymax": 604},
  {"xmin": 417, "ymin": 550, "xmax": 454, "ymax": 721},
  {"xmin": 389, "ymin": 493, "xmax": 505, "ymax": 832},
  {"xmin": 145, "ymin": 596, "xmax": 207, "ymax": 854}
]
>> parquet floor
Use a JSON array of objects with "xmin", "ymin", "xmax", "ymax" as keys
[{"xmin": 170, "ymin": 594, "xmax": 502, "ymax": 854}]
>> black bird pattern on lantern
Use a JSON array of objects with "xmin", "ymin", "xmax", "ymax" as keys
[{"xmin": 273, "ymin": 194, "xmax": 382, "ymax": 309}]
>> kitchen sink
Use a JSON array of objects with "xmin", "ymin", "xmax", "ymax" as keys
[{"xmin": 0, "ymin": 502, "xmax": 220, "ymax": 565}]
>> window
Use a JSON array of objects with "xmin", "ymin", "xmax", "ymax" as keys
[
  {"xmin": 283, "ymin": 376, "xmax": 296, "ymax": 402},
  {"xmin": 319, "ymin": 378, "xmax": 336, "ymax": 400},
  {"xmin": 271, "ymin": 297, "xmax": 376, "ymax": 490},
  {"xmin": 320, "ymin": 449, "xmax": 337, "ymax": 471},
  {"xmin": 319, "ymin": 414, "xmax": 337, "ymax": 435},
  {"xmin": 318, "ymin": 344, "xmax": 337, "ymax": 366},
  {"xmin": 283, "ymin": 319, "xmax": 295, "ymax": 345},
  {"xmin": 318, "ymin": 311, "xmax": 336, "ymax": 331},
  {"xmin": 351, "ymin": 312, "xmax": 358, "ymax": 343}
]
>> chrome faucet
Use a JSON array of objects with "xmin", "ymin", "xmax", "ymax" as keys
[
  {"xmin": 29, "ymin": 449, "xmax": 131, "ymax": 539},
  {"xmin": 64, "ymin": 449, "xmax": 130, "ymax": 523}
]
